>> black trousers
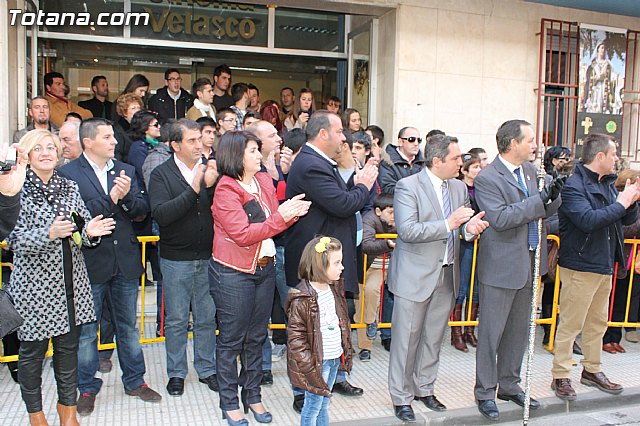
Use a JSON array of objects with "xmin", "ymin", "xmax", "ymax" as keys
[{"xmin": 18, "ymin": 239, "xmax": 80, "ymax": 413}]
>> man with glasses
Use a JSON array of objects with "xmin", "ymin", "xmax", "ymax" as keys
[
  {"xmin": 216, "ymin": 108, "xmax": 237, "ymax": 136},
  {"xmin": 148, "ymin": 68, "xmax": 194, "ymax": 124},
  {"xmin": 378, "ymin": 127, "xmax": 426, "ymax": 194}
]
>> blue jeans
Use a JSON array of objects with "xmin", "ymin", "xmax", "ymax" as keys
[
  {"xmin": 380, "ymin": 282, "xmax": 394, "ymax": 341},
  {"xmin": 209, "ymin": 259, "xmax": 275, "ymax": 410},
  {"xmin": 456, "ymin": 240, "xmax": 479, "ymax": 305},
  {"xmin": 161, "ymin": 258, "xmax": 216, "ymax": 379},
  {"xmin": 78, "ymin": 273, "xmax": 146, "ymax": 394},
  {"xmin": 301, "ymin": 358, "xmax": 340, "ymax": 426}
]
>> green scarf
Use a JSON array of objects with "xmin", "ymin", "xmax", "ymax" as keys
[{"xmin": 145, "ymin": 136, "xmax": 160, "ymax": 147}]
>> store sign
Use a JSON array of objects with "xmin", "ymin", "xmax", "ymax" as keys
[
  {"xmin": 575, "ymin": 24, "xmax": 627, "ymax": 156},
  {"xmin": 130, "ymin": 1, "xmax": 268, "ymax": 46}
]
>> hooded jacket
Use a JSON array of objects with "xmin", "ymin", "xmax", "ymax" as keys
[
  {"xmin": 378, "ymin": 144, "xmax": 426, "ymax": 194},
  {"xmin": 286, "ymin": 278, "xmax": 353, "ymax": 397}
]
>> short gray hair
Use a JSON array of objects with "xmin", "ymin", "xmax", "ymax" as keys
[{"xmin": 424, "ymin": 134, "xmax": 455, "ymax": 168}]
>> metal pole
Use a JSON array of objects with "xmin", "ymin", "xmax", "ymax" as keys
[{"xmin": 523, "ymin": 166, "xmax": 547, "ymax": 425}]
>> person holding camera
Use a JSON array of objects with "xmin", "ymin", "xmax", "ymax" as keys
[
  {"xmin": 0, "ymin": 143, "xmax": 27, "ymax": 240},
  {"xmin": 284, "ymin": 88, "xmax": 314, "ymax": 130}
]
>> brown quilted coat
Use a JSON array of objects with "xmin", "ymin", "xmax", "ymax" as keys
[{"xmin": 285, "ymin": 279, "xmax": 353, "ymax": 397}]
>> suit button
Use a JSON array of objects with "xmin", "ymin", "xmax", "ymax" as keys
[{"xmin": 113, "ymin": 240, "xmax": 118, "ymax": 245}]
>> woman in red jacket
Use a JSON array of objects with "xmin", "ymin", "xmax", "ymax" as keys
[{"xmin": 210, "ymin": 131, "xmax": 310, "ymax": 425}]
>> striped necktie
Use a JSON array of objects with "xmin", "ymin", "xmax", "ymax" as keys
[
  {"xmin": 441, "ymin": 181, "xmax": 455, "ymax": 264},
  {"xmin": 514, "ymin": 168, "xmax": 539, "ymax": 250}
]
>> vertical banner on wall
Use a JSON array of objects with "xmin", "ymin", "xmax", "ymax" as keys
[{"xmin": 576, "ymin": 24, "xmax": 626, "ymax": 156}]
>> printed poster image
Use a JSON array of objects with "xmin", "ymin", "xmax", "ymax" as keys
[{"xmin": 578, "ymin": 26, "xmax": 626, "ymax": 115}]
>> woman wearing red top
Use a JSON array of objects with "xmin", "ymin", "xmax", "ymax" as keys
[{"xmin": 210, "ymin": 131, "xmax": 310, "ymax": 425}]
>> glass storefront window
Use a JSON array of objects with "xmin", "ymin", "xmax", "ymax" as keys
[
  {"xmin": 39, "ymin": 0, "xmax": 126, "ymax": 37},
  {"xmin": 130, "ymin": 1, "xmax": 268, "ymax": 47},
  {"xmin": 275, "ymin": 8, "xmax": 344, "ymax": 52}
]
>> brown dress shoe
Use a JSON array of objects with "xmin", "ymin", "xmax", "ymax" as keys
[
  {"xmin": 602, "ymin": 343, "xmax": 617, "ymax": 353},
  {"xmin": 612, "ymin": 343, "xmax": 626, "ymax": 353},
  {"xmin": 125, "ymin": 384, "xmax": 162, "ymax": 402},
  {"xmin": 580, "ymin": 370, "xmax": 623, "ymax": 394},
  {"xmin": 77, "ymin": 393, "xmax": 96, "ymax": 416},
  {"xmin": 551, "ymin": 378, "xmax": 577, "ymax": 401}
]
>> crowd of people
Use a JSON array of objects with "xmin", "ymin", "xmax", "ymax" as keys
[{"xmin": 1, "ymin": 64, "xmax": 640, "ymax": 426}]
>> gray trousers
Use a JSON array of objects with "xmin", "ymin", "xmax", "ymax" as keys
[
  {"xmin": 388, "ymin": 266, "xmax": 454, "ymax": 405},
  {"xmin": 474, "ymin": 281, "xmax": 532, "ymax": 400}
]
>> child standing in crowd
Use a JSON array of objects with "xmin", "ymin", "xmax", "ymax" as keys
[
  {"xmin": 356, "ymin": 192, "xmax": 396, "ymax": 361},
  {"xmin": 286, "ymin": 236, "xmax": 353, "ymax": 426}
]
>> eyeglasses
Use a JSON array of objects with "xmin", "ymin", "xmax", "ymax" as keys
[
  {"xmin": 167, "ymin": 77, "xmax": 182, "ymax": 82},
  {"xmin": 32, "ymin": 145, "xmax": 57, "ymax": 153},
  {"xmin": 400, "ymin": 137, "xmax": 422, "ymax": 143},
  {"xmin": 151, "ymin": 122, "xmax": 161, "ymax": 128}
]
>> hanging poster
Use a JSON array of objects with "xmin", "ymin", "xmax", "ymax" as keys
[{"xmin": 576, "ymin": 24, "xmax": 627, "ymax": 155}]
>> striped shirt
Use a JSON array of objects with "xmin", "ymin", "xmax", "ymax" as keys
[{"xmin": 316, "ymin": 287, "xmax": 343, "ymax": 360}]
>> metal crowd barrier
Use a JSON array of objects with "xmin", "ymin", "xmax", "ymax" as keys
[{"xmin": 3, "ymin": 235, "xmax": 640, "ymax": 361}]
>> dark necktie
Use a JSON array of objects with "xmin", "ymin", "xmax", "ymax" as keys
[
  {"xmin": 441, "ymin": 181, "xmax": 455, "ymax": 264},
  {"xmin": 514, "ymin": 168, "xmax": 539, "ymax": 250}
]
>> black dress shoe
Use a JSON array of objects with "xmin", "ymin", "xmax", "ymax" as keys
[
  {"xmin": 497, "ymin": 391, "xmax": 540, "ymax": 409},
  {"xmin": 261, "ymin": 370, "xmax": 273, "ymax": 385},
  {"xmin": 293, "ymin": 394, "xmax": 305, "ymax": 414},
  {"xmin": 381, "ymin": 338, "xmax": 391, "ymax": 352},
  {"xmin": 166, "ymin": 377, "xmax": 184, "ymax": 396},
  {"xmin": 199, "ymin": 374, "xmax": 219, "ymax": 392},
  {"xmin": 416, "ymin": 395, "xmax": 446, "ymax": 411},
  {"xmin": 332, "ymin": 380, "xmax": 364, "ymax": 396},
  {"xmin": 394, "ymin": 405, "xmax": 416, "ymax": 422},
  {"xmin": 477, "ymin": 399, "xmax": 499, "ymax": 421}
]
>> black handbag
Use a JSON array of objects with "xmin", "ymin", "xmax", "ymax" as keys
[{"xmin": 0, "ymin": 288, "xmax": 23, "ymax": 339}]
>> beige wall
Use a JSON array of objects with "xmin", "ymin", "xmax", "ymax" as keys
[{"xmin": 372, "ymin": 0, "xmax": 640, "ymax": 157}]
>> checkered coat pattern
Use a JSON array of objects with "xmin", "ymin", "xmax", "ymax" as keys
[{"xmin": 6, "ymin": 177, "xmax": 97, "ymax": 341}]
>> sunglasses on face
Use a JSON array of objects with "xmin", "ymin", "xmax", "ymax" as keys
[{"xmin": 400, "ymin": 137, "xmax": 422, "ymax": 143}]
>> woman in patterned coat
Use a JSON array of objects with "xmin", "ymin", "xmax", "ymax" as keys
[{"xmin": 7, "ymin": 129, "xmax": 115, "ymax": 426}]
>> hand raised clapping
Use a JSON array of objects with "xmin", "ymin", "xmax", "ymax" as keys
[{"xmin": 278, "ymin": 193, "xmax": 311, "ymax": 222}]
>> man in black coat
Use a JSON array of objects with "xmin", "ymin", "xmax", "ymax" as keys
[
  {"xmin": 148, "ymin": 119, "xmax": 219, "ymax": 396},
  {"xmin": 78, "ymin": 76, "xmax": 113, "ymax": 120},
  {"xmin": 59, "ymin": 118, "xmax": 161, "ymax": 415},
  {"xmin": 147, "ymin": 68, "xmax": 194, "ymax": 124},
  {"xmin": 285, "ymin": 110, "xmax": 378, "ymax": 407}
]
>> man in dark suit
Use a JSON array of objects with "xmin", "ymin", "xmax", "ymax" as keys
[
  {"xmin": 388, "ymin": 135, "xmax": 489, "ymax": 422},
  {"xmin": 285, "ymin": 110, "xmax": 378, "ymax": 410},
  {"xmin": 59, "ymin": 118, "xmax": 161, "ymax": 416},
  {"xmin": 78, "ymin": 76, "xmax": 113, "ymax": 120},
  {"xmin": 473, "ymin": 119, "xmax": 563, "ymax": 421}
]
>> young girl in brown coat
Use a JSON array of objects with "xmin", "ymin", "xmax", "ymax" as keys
[{"xmin": 286, "ymin": 236, "xmax": 353, "ymax": 426}]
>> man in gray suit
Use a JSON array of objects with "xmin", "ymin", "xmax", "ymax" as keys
[
  {"xmin": 474, "ymin": 119, "xmax": 564, "ymax": 421},
  {"xmin": 387, "ymin": 135, "xmax": 489, "ymax": 422}
]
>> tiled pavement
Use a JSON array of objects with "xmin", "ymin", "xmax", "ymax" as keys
[{"xmin": 2, "ymin": 286, "xmax": 640, "ymax": 425}]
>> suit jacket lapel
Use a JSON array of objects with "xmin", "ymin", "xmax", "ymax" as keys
[
  {"xmin": 417, "ymin": 170, "xmax": 443, "ymax": 220},
  {"xmin": 78, "ymin": 155, "xmax": 109, "ymax": 196},
  {"xmin": 492, "ymin": 157, "xmax": 524, "ymax": 194}
]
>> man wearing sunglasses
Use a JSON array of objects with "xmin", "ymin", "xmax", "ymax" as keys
[{"xmin": 378, "ymin": 127, "xmax": 426, "ymax": 194}]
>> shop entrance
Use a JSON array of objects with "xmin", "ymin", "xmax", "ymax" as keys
[{"xmin": 41, "ymin": 39, "xmax": 340, "ymax": 112}]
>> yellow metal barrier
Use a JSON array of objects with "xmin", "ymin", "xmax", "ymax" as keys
[{"xmin": 3, "ymin": 234, "xmax": 640, "ymax": 361}]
